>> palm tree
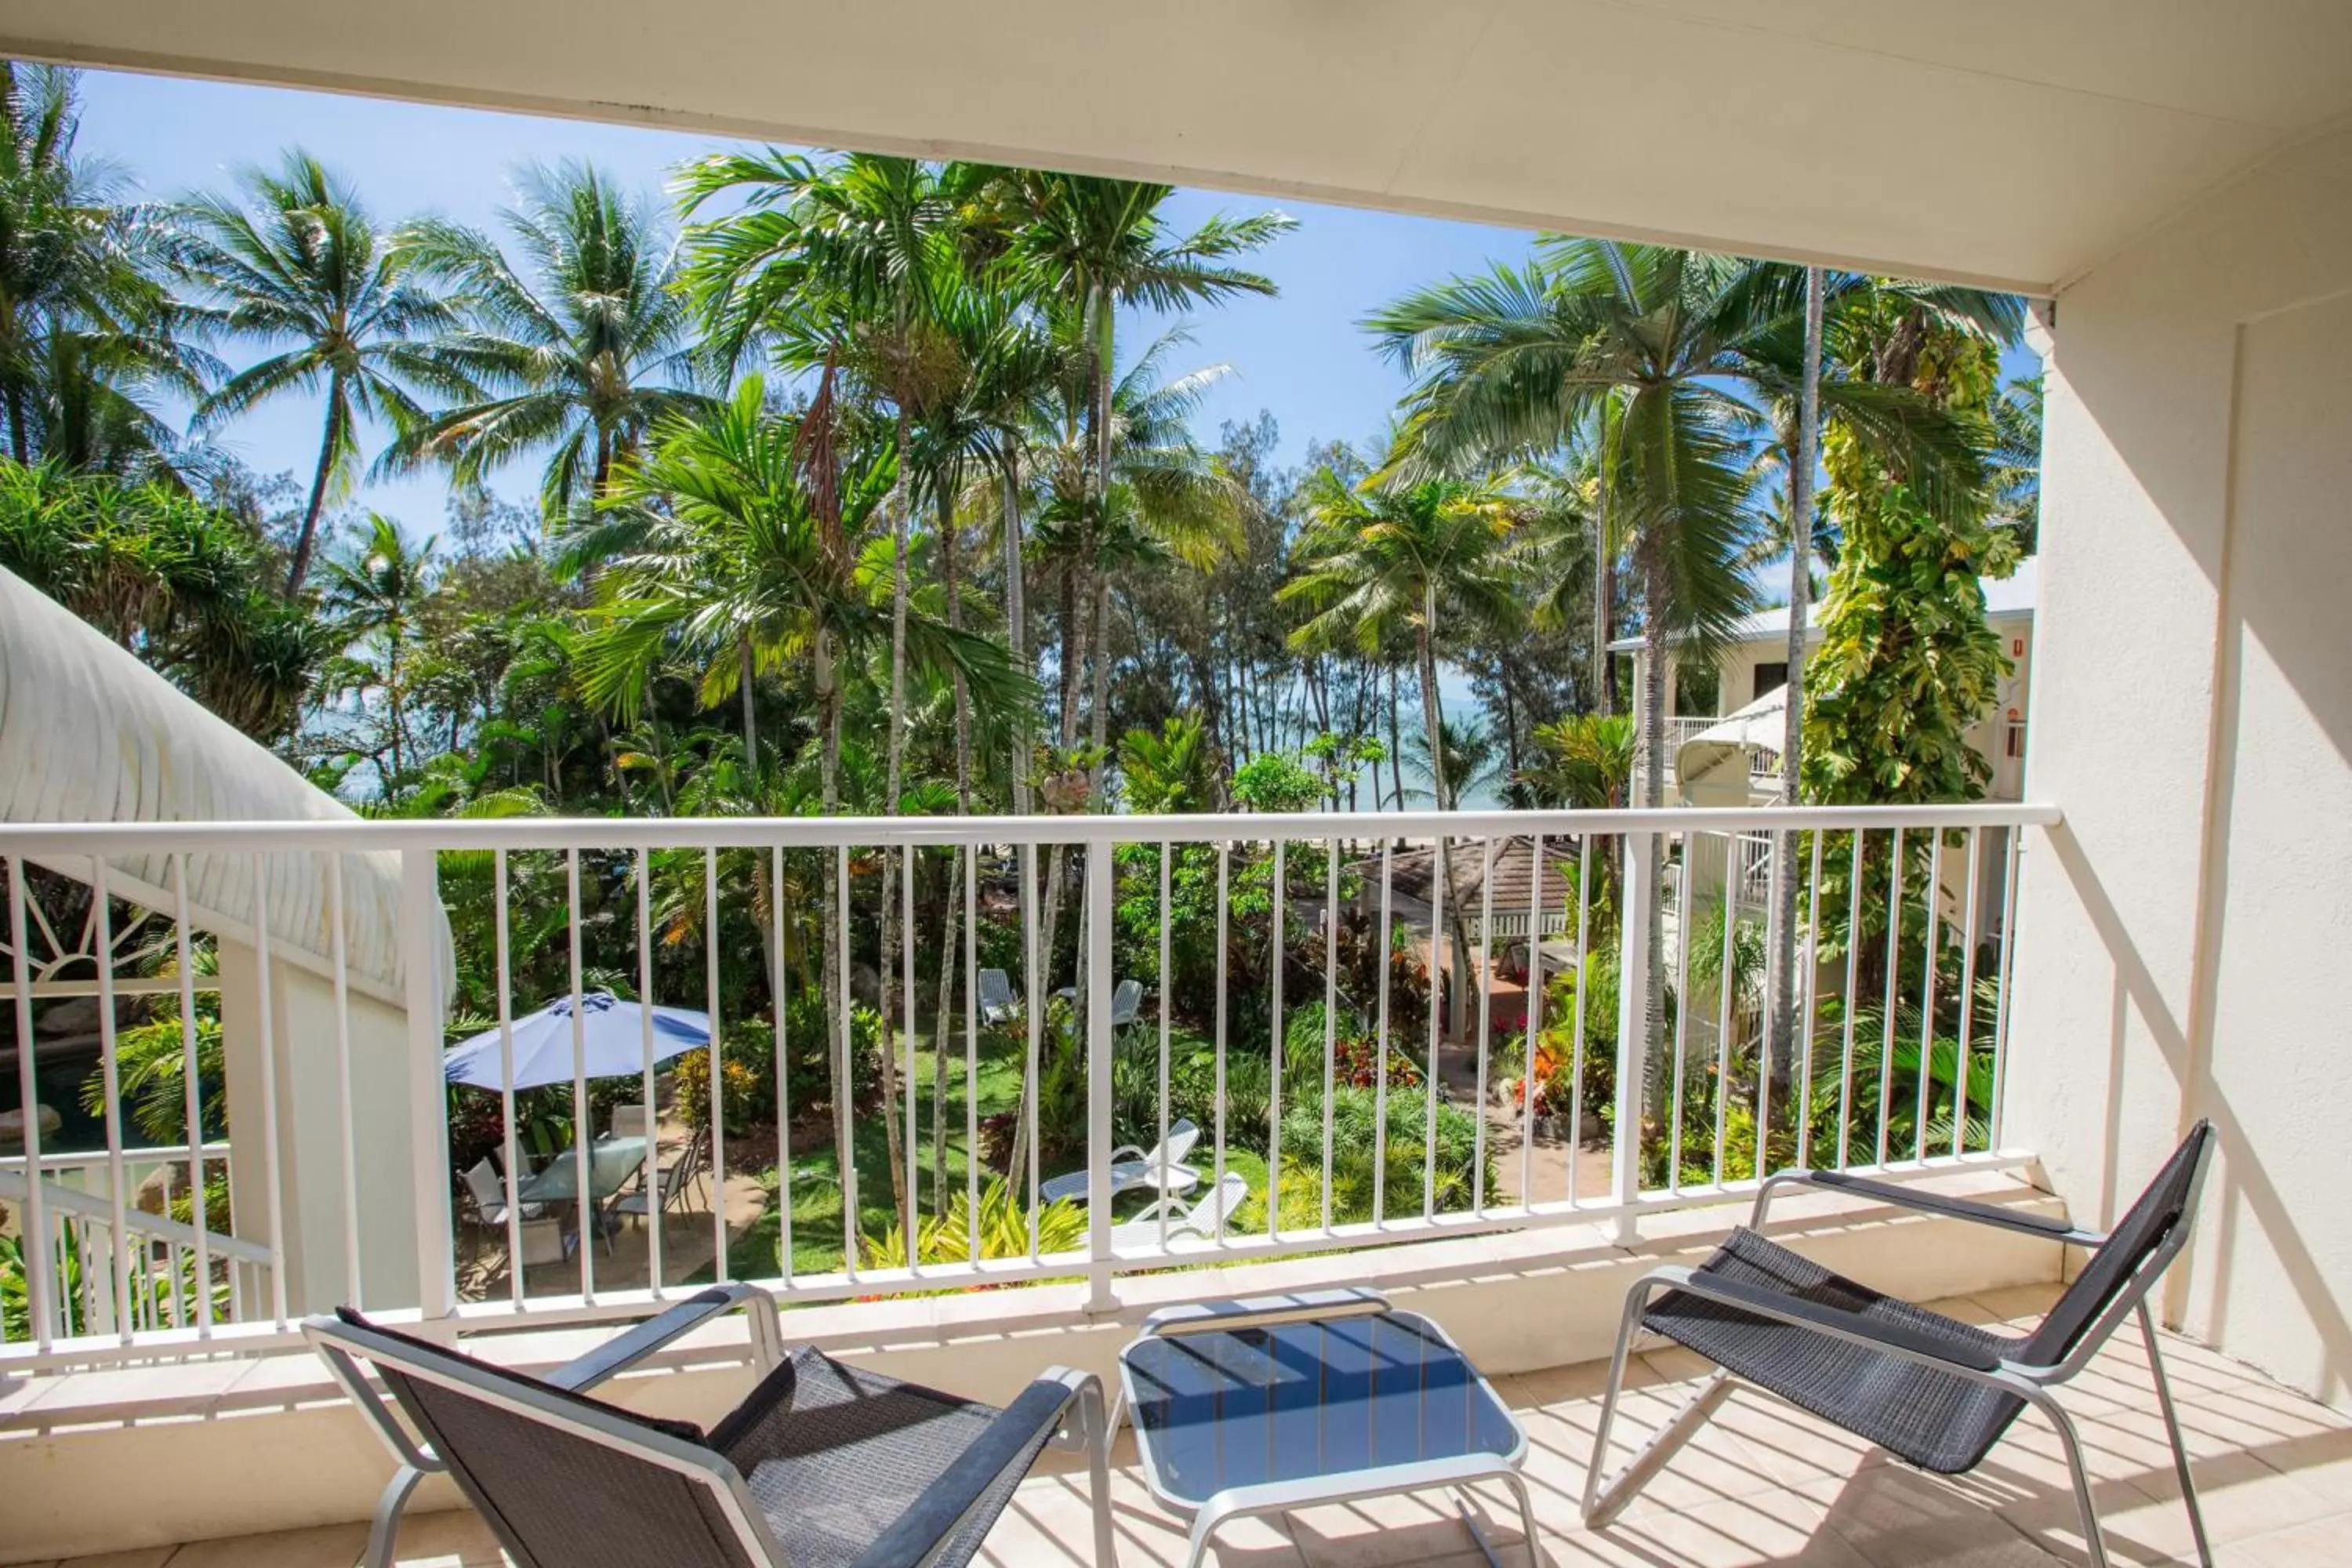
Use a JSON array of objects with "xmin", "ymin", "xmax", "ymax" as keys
[
  {"xmin": 320, "ymin": 513, "xmax": 439, "ymax": 793},
  {"xmin": 386, "ymin": 162, "xmax": 706, "ymax": 525},
  {"xmin": 993, "ymin": 173, "xmax": 1291, "ymax": 757},
  {"xmin": 1406, "ymin": 714, "xmax": 1504, "ymax": 811},
  {"xmin": 1368, "ymin": 241, "xmax": 1771, "ymax": 1057},
  {"xmin": 169, "ymin": 151, "xmax": 476, "ymax": 594},
  {"xmin": 0, "ymin": 64, "xmax": 201, "ymax": 475},
  {"xmin": 1284, "ymin": 463, "xmax": 1520, "ymax": 1033}
]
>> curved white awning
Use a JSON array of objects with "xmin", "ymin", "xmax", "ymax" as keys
[
  {"xmin": 1675, "ymin": 685, "xmax": 1788, "ymax": 797},
  {"xmin": 0, "ymin": 567, "xmax": 446, "ymax": 1002}
]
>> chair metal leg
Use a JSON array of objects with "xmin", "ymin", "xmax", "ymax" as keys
[
  {"xmin": 365, "ymin": 1462, "xmax": 424, "ymax": 1568},
  {"xmin": 1583, "ymin": 1284, "xmax": 1733, "ymax": 1528},
  {"xmin": 2138, "ymin": 1301, "xmax": 2214, "ymax": 1568},
  {"xmin": 2028, "ymin": 1392, "xmax": 2111, "ymax": 1568},
  {"xmin": 1081, "ymin": 1375, "xmax": 1119, "ymax": 1568}
]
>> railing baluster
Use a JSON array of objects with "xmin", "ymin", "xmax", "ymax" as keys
[
  {"xmin": 1321, "ymin": 837, "xmax": 1338, "ymax": 1236},
  {"xmin": 1795, "ymin": 830, "xmax": 1825, "ymax": 1172},
  {"xmin": 1954, "ymin": 826, "xmax": 1984, "ymax": 1157},
  {"xmin": 1918, "ymin": 829, "xmax": 1944, "ymax": 1164},
  {"xmin": 327, "ymin": 853, "xmax": 361, "ymax": 1308},
  {"xmin": 1021, "ymin": 842, "xmax": 1040, "ymax": 1262},
  {"xmin": 1714, "ymin": 833, "xmax": 1738, "ymax": 1188},
  {"xmin": 1838, "ymin": 831, "xmax": 1864, "ymax": 1170},
  {"xmin": 169, "ymin": 855, "xmax": 211, "ymax": 1335},
  {"xmin": 1991, "ymin": 827, "xmax": 2024, "ymax": 1149},
  {"xmin": 496, "ymin": 850, "xmax": 524, "ymax": 1307},
  {"xmin": 249, "ymin": 860, "xmax": 289, "ymax": 1326},
  {"xmin": 7, "ymin": 857, "xmax": 53, "ymax": 1350},
  {"xmin": 1611, "ymin": 829, "xmax": 1653, "ymax": 1242},
  {"xmin": 638, "ymin": 848, "xmax": 663, "ymax": 1295},
  {"xmin": 838, "ymin": 844, "xmax": 858, "ymax": 1281},
  {"xmin": 771, "ymin": 844, "xmax": 789, "ymax": 1289},
  {"xmin": 963, "ymin": 844, "xmax": 979, "ymax": 1265},
  {"xmin": 703, "ymin": 847, "xmax": 725, "ymax": 1282},
  {"xmin": 1161, "ymin": 841, "xmax": 1174, "ymax": 1252},
  {"xmin": 900, "ymin": 844, "xmax": 916, "ymax": 1271},
  {"xmin": 1569, "ymin": 833, "xmax": 1592, "ymax": 1205},
  {"xmin": 1522, "ymin": 833, "xmax": 1544, "ymax": 1210},
  {"xmin": 1878, "ymin": 827, "xmax": 1904, "ymax": 1167},
  {"xmin": 1424, "ymin": 833, "xmax": 1442, "ymax": 1220},
  {"xmin": 1372, "ymin": 842, "xmax": 1390, "ymax": 1227},
  {"xmin": 1668, "ymin": 831, "xmax": 1693, "ymax": 1192},
  {"xmin": 89, "ymin": 858, "xmax": 132, "ymax": 1341},
  {"xmin": 1269, "ymin": 839, "xmax": 1285, "ymax": 1245},
  {"xmin": 568, "ymin": 848, "xmax": 592, "ymax": 1302},
  {"xmin": 1214, "ymin": 843, "xmax": 1229, "ymax": 1242},
  {"xmin": 1083, "ymin": 844, "xmax": 1115, "ymax": 1308},
  {"xmin": 1474, "ymin": 837, "xmax": 1494, "ymax": 1216}
]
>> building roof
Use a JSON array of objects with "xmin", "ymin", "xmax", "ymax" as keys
[
  {"xmin": 0, "ymin": 567, "xmax": 445, "ymax": 1002},
  {"xmin": 1608, "ymin": 559, "xmax": 2037, "ymax": 654},
  {"xmin": 1370, "ymin": 833, "xmax": 1584, "ymax": 917}
]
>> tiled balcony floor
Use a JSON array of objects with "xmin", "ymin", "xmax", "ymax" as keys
[{"xmin": 40, "ymin": 1284, "xmax": 2352, "ymax": 1568}]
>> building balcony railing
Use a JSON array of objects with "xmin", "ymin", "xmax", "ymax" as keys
[{"xmin": 0, "ymin": 801, "xmax": 2050, "ymax": 1372}]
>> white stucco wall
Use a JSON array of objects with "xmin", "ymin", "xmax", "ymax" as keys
[{"xmin": 2008, "ymin": 122, "xmax": 2352, "ymax": 1410}]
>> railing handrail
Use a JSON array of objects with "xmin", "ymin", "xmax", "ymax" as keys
[
  {"xmin": 0, "ymin": 800, "xmax": 2056, "ymax": 855},
  {"xmin": 32, "ymin": 1142, "xmax": 230, "ymax": 1174},
  {"xmin": 0, "ymin": 1167, "xmax": 274, "ymax": 1265}
]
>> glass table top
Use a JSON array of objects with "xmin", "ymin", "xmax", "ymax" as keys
[{"xmin": 1120, "ymin": 1309, "xmax": 1521, "ymax": 1506}]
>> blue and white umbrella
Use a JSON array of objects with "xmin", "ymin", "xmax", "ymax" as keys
[{"xmin": 443, "ymin": 991, "xmax": 713, "ymax": 1091}]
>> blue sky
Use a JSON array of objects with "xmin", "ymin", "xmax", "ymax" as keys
[{"xmin": 75, "ymin": 67, "xmax": 1540, "ymax": 531}]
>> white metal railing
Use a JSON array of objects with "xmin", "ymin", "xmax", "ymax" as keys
[
  {"xmin": 1, "ymin": 802, "xmax": 2051, "ymax": 1368},
  {"xmin": 1632, "ymin": 715, "xmax": 1786, "ymax": 795}
]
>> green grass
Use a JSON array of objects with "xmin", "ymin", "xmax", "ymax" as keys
[{"xmin": 705, "ymin": 1033, "xmax": 1278, "ymax": 1281}]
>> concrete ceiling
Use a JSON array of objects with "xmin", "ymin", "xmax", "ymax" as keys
[{"xmin": 9, "ymin": 0, "xmax": 2349, "ymax": 294}]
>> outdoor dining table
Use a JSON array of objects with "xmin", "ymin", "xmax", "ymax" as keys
[{"xmin": 517, "ymin": 1135, "xmax": 649, "ymax": 1247}]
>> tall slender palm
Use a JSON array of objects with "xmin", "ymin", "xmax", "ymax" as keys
[
  {"xmin": 169, "ymin": 151, "xmax": 475, "ymax": 593},
  {"xmin": 678, "ymin": 151, "xmax": 975, "ymax": 1236},
  {"xmin": 386, "ymin": 162, "xmax": 706, "ymax": 525},
  {"xmin": 320, "ymin": 513, "xmax": 439, "ymax": 791},
  {"xmin": 1284, "ymin": 463, "xmax": 1520, "ymax": 1033},
  {"xmin": 1368, "ymin": 240, "xmax": 1767, "ymax": 1058},
  {"xmin": 994, "ymin": 173, "xmax": 1290, "ymax": 758}
]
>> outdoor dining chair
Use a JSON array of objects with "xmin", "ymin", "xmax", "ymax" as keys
[
  {"xmin": 611, "ymin": 1126, "xmax": 709, "ymax": 1231},
  {"xmin": 1582, "ymin": 1121, "xmax": 2216, "ymax": 1568},
  {"xmin": 307, "ymin": 1283, "xmax": 1117, "ymax": 1568}
]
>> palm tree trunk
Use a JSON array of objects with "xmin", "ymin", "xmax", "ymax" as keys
[
  {"xmin": 815, "ymin": 630, "xmax": 848, "ymax": 1163},
  {"xmin": 285, "ymin": 382, "xmax": 345, "ymax": 596},
  {"xmin": 1000, "ymin": 451, "xmax": 1033, "ymax": 818},
  {"xmin": 1766, "ymin": 266, "xmax": 1825, "ymax": 1105},
  {"xmin": 739, "ymin": 641, "xmax": 758, "ymax": 768},
  {"xmin": 1416, "ymin": 610, "xmax": 1469, "ymax": 1040},
  {"xmin": 1592, "ymin": 466, "xmax": 1614, "ymax": 717},
  {"xmin": 935, "ymin": 488, "xmax": 971, "ymax": 1215},
  {"xmin": 1639, "ymin": 554, "xmax": 1671, "ymax": 1093}
]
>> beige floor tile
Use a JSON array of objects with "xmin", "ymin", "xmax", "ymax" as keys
[
  {"xmin": 385, "ymin": 1508, "xmax": 507, "ymax": 1566},
  {"xmin": 1971, "ymin": 1284, "xmax": 2067, "ymax": 1324},
  {"xmin": 1287, "ymin": 1488, "xmax": 1530, "ymax": 1568},
  {"xmin": 2216, "ymin": 1515, "xmax": 2352, "ymax": 1568},
  {"xmin": 53, "ymin": 1552, "xmax": 175, "ymax": 1568},
  {"xmin": 1600, "ymin": 1492, "xmax": 1871, "ymax": 1566},
  {"xmin": 1799, "ymin": 1465, "xmax": 2064, "ymax": 1567},
  {"xmin": 163, "ymin": 1525, "xmax": 370, "ymax": 1568}
]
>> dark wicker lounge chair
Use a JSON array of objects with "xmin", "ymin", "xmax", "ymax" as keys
[
  {"xmin": 1582, "ymin": 1123, "xmax": 2216, "ymax": 1568},
  {"xmin": 307, "ymin": 1283, "xmax": 1115, "ymax": 1568}
]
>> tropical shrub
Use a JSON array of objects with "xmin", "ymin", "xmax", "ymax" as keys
[{"xmin": 858, "ymin": 1178, "xmax": 1088, "ymax": 1271}]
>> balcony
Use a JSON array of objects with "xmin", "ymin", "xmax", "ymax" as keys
[{"xmin": 9, "ymin": 799, "xmax": 2313, "ymax": 1566}]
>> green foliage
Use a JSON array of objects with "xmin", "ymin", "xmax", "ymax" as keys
[
  {"xmin": 1230, "ymin": 750, "xmax": 1325, "ymax": 813},
  {"xmin": 1274, "ymin": 1087, "xmax": 1489, "ymax": 1227},
  {"xmin": 858, "ymin": 1177, "xmax": 1087, "ymax": 1271},
  {"xmin": 1118, "ymin": 711, "xmax": 1217, "ymax": 812}
]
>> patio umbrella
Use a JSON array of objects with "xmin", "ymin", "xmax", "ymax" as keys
[{"xmin": 442, "ymin": 991, "xmax": 712, "ymax": 1091}]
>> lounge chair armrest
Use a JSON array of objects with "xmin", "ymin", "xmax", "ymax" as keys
[
  {"xmin": 1652, "ymin": 1265, "xmax": 2003, "ymax": 1374},
  {"xmin": 549, "ymin": 1283, "xmax": 782, "ymax": 1391},
  {"xmin": 1755, "ymin": 1170, "xmax": 2102, "ymax": 1246},
  {"xmin": 1106, "ymin": 1144, "xmax": 1146, "ymax": 1165},
  {"xmin": 848, "ymin": 1373, "xmax": 1088, "ymax": 1568}
]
